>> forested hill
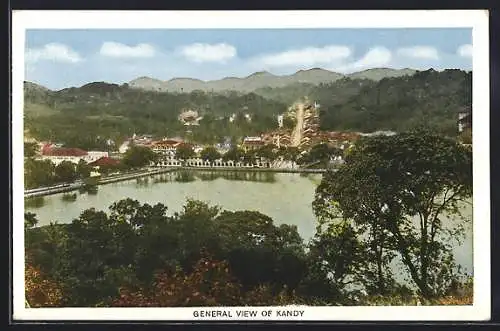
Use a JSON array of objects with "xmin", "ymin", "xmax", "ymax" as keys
[
  {"xmin": 23, "ymin": 82, "xmax": 289, "ymax": 148},
  {"xmin": 316, "ymin": 69, "xmax": 472, "ymax": 134},
  {"xmin": 254, "ymin": 69, "xmax": 472, "ymax": 134},
  {"xmin": 23, "ymin": 69, "xmax": 471, "ymax": 149}
]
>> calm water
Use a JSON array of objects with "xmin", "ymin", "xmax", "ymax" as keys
[{"xmin": 25, "ymin": 170, "xmax": 473, "ymax": 274}]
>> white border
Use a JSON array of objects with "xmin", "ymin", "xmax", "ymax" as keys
[{"xmin": 12, "ymin": 10, "xmax": 490, "ymax": 321}]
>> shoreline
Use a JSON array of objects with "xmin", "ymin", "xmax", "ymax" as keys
[{"xmin": 24, "ymin": 166, "xmax": 328, "ymax": 198}]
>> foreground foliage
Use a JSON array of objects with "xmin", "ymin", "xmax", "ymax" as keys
[
  {"xmin": 314, "ymin": 129, "xmax": 472, "ymax": 299},
  {"xmin": 24, "ymin": 131, "xmax": 473, "ymax": 306}
]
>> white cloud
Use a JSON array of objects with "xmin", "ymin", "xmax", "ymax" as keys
[
  {"xmin": 25, "ymin": 43, "xmax": 83, "ymax": 64},
  {"xmin": 457, "ymin": 44, "xmax": 473, "ymax": 58},
  {"xmin": 100, "ymin": 42, "xmax": 156, "ymax": 58},
  {"xmin": 251, "ymin": 45, "xmax": 351, "ymax": 68},
  {"xmin": 178, "ymin": 43, "xmax": 237, "ymax": 63},
  {"xmin": 397, "ymin": 46, "xmax": 440, "ymax": 60},
  {"xmin": 334, "ymin": 46, "xmax": 392, "ymax": 72}
]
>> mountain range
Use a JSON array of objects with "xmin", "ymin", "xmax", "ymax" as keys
[
  {"xmin": 25, "ymin": 67, "xmax": 417, "ymax": 94},
  {"xmin": 127, "ymin": 68, "xmax": 416, "ymax": 93}
]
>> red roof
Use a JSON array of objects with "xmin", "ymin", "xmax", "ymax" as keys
[
  {"xmin": 88, "ymin": 157, "xmax": 121, "ymax": 167},
  {"xmin": 42, "ymin": 147, "xmax": 88, "ymax": 157},
  {"xmin": 152, "ymin": 140, "xmax": 181, "ymax": 147}
]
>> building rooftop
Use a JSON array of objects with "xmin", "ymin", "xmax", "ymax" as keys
[{"xmin": 152, "ymin": 140, "xmax": 182, "ymax": 147}]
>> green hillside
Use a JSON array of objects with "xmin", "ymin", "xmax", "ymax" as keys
[{"xmin": 23, "ymin": 69, "xmax": 471, "ymax": 149}]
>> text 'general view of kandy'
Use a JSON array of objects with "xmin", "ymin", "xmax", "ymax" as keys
[{"xmin": 23, "ymin": 28, "xmax": 473, "ymax": 309}]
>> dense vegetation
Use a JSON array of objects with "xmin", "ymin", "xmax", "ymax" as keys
[
  {"xmin": 24, "ymin": 83, "xmax": 286, "ymax": 149},
  {"xmin": 255, "ymin": 69, "xmax": 471, "ymax": 135},
  {"xmin": 24, "ymin": 69, "xmax": 471, "ymax": 149},
  {"xmin": 25, "ymin": 131, "xmax": 473, "ymax": 307},
  {"xmin": 317, "ymin": 69, "xmax": 471, "ymax": 134},
  {"xmin": 24, "ymin": 159, "xmax": 92, "ymax": 189}
]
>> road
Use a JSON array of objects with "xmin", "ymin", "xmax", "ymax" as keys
[{"xmin": 291, "ymin": 101, "xmax": 306, "ymax": 147}]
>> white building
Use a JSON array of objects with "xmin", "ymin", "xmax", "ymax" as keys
[
  {"xmin": 39, "ymin": 145, "xmax": 109, "ymax": 165},
  {"xmin": 84, "ymin": 151, "xmax": 109, "ymax": 163},
  {"xmin": 119, "ymin": 140, "xmax": 131, "ymax": 154}
]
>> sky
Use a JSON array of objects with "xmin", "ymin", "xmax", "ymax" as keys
[{"xmin": 24, "ymin": 28, "xmax": 473, "ymax": 90}]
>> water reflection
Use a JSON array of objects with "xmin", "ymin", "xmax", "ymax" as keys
[
  {"xmin": 136, "ymin": 177, "xmax": 150, "ymax": 187},
  {"xmin": 79, "ymin": 185, "xmax": 99, "ymax": 195},
  {"xmin": 61, "ymin": 193, "xmax": 78, "ymax": 202},
  {"xmin": 175, "ymin": 171, "xmax": 197, "ymax": 183},
  {"xmin": 151, "ymin": 170, "xmax": 277, "ymax": 184},
  {"xmin": 25, "ymin": 196, "xmax": 45, "ymax": 208}
]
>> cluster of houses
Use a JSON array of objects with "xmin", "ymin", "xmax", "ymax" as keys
[{"xmin": 28, "ymin": 127, "xmax": 357, "ymax": 174}]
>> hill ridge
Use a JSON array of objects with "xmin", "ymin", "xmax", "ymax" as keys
[{"xmin": 127, "ymin": 67, "xmax": 417, "ymax": 93}]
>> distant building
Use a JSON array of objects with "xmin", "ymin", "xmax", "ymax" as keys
[
  {"xmin": 359, "ymin": 131, "xmax": 397, "ymax": 137},
  {"xmin": 88, "ymin": 156, "xmax": 121, "ymax": 168},
  {"xmin": 215, "ymin": 142, "xmax": 232, "ymax": 154},
  {"xmin": 85, "ymin": 151, "xmax": 110, "ymax": 163},
  {"xmin": 39, "ymin": 145, "xmax": 109, "ymax": 165},
  {"xmin": 458, "ymin": 109, "xmax": 472, "ymax": 133},
  {"xmin": 39, "ymin": 146, "xmax": 88, "ymax": 165},
  {"xmin": 241, "ymin": 136, "xmax": 265, "ymax": 152},
  {"xmin": 277, "ymin": 115, "xmax": 284, "ymax": 128},
  {"xmin": 150, "ymin": 140, "xmax": 182, "ymax": 156},
  {"xmin": 118, "ymin": 140, "xmax": 131, "ymax": 154},
  {"xmin": 179, "ymin": 109, "xmax": 202, "ymax": 126}
]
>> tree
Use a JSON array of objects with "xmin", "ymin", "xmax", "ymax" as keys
[
  {"xmin": 222, "ymin": 146, "xmax": 244, "ymax": 162},
  {"xmin": 214, "ymin": 210, "xmax": 306, "ymax": 292},
  {"xmin": 200, "ymin": 146, "xmax": 222, "ymax": 164},
  {"xmin": 25, "ymin": 212, "xmax": 38, "ymax": 229},
  {"xmin": 122, "ymin": 146, "xmax": 158, "ymax": 169},
  {"xmin": 298, "ymin": 222, "xmax": 366, "ymax": 304},
  {"xmin": 113, "ymin": 256, "xmax": 243, "ymax": 307},
  {"xmin": 297, "ymin": 143, "xmax": 337, "ymax": 167},
  {"xmin": 54, "ymin": 161, "xmax": 77, "ymax": 183},
  {"xmin": 61, "ymin": 207, "xmax": 139, "ymax": 306},
  {"xmin": 242, "ymin": 150, "xmax": 257, "ymax": 164},
  {"xmin": 24, "ymin": 142, "xmax": 38, "ymax": 158},
  {"xmin": 313, "ymin": 130, "xmax": 472, "ymax": 299},
  {"xmin": 255, "ymin": 144, "xmax": 277, "ymax": 161},
  {"xmin": 25, "ymin": 263, "xmax": 64, "ymax": 307},
  {"xmin": 24, "ymin": 159, "xmax": 55, "ymax": 189},
  {"xmin": 280, "ymin": 146, "xmax": 300, "ymax": 162},
  {"xmin": 282, "ymin": 116, "xmax": 296, "ymax": 130},
  {"xmin": 76, "ymin": 159, "xmax": 91, "ymax": 179},
  {"xmin": 175, "ymin": 144, "xmax": 195, "ymax": 162}
]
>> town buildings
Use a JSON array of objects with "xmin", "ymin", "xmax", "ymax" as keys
[
  {"xmin": 37, "ymin": 144, "xmax": 110, "ymax": 165},
  {"xmin": 150, "ymin": 139, "xmax": 183, "ymax": 156}
]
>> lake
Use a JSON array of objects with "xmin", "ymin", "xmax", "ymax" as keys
[{"xmin": 25, "ymin": 170, "xmax": 473, "ymax": 275}]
